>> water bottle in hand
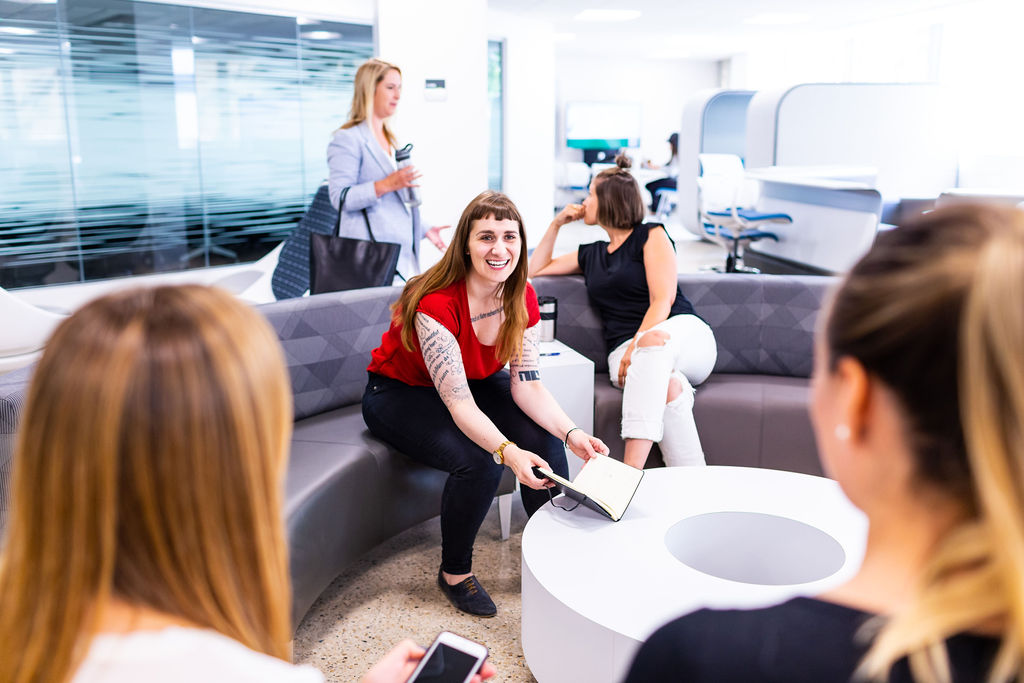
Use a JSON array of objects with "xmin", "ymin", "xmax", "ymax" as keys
[{"xmin": 395, "ymin": 143, "xmax": 422, "ymax": 207}]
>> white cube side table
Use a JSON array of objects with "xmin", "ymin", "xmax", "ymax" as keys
[{"xmin": 539, "ymin": 339, "xmax": 594, "ymax": 479}]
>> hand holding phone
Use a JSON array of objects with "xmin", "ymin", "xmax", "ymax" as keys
[{"xmin": 405, "ymin": 631, "xmax": 489, "ymax": 683}]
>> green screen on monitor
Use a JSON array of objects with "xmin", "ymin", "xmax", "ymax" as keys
[{"xmin": 566, "ymin": 138, "xmax": 636, "ymax": 150}]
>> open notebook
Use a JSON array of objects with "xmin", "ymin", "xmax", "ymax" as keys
[{"xmin": 535, "ymin": 455, "xmax": 644, "ymax": 522}]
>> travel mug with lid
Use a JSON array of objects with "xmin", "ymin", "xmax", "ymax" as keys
[{"xmin": 537, "ymin": 296, "xmax": 557, "ymax": 342}]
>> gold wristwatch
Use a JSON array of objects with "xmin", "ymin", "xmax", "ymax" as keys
[{"xmin": 492, "ymin": 440, "xmax": 514, "ymax": 465}]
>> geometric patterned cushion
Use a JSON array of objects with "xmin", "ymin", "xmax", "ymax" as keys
[
  {"xmin": 534, "ymin": 272, "xmax": 837, "ymax": 379},
  {"xmin": 532, "ymin": 276, "xmax": 608, "ymax": 372},
  {"xmin": 257, "ymin": 286, "xmax": 400, "ymax": 421},
  {"xmin": 760, "ymin": 275, "xmax": 833, "ymax": 377}
]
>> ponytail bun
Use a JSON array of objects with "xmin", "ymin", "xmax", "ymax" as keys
[{"xmin": 614, "ymin": 153, "xmax": 633, "ymax": 170}]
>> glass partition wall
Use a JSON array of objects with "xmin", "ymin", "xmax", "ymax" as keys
[{"xmin": 0, "ymin": 0, "xmax": 372, "ymax": 288}]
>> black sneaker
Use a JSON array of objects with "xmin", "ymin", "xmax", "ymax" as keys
[{"xmin": 437, "ymin": 567, "xmax": 497, "ymax": 617}]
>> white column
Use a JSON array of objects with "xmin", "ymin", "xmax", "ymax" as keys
[{"xmin": 376, "ymin": 0, "xmax": 489, "ymax": 230}]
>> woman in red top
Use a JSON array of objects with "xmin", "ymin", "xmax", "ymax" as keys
[{"xmin": 363, "ymin": 191, "xmax": 607, "ymax": 617}]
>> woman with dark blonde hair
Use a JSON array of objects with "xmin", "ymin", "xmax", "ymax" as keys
[
  {"xmin": 530, "ymin": 154, "xmax": 716, "ymax": 470},
  {"xmin": 624, "ymin": 204, "xmax": 1024, "ymax": 682},
  {"xmin": 328, "ymin": 57, "xmax": 448, "ymax": 281},
  {"xmin": 363, "ymin": 190, "xmax": 608, "ymax": 617},
  {"xmin": 0, "ymin": 285, "xmax": 492, "ymax": 683}
]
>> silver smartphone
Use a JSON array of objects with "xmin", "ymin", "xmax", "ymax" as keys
[{"xmin": 405, "ymin": 630, "xmax": 489, "ymax": 683}]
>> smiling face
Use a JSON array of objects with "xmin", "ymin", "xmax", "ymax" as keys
[
  {"xmin": 465, "ymin": 215, "xmax": 522, "ymax": 288},
  {"xmin": 373, "ymin": 68, "xmax": 401, "ymax": 119}
]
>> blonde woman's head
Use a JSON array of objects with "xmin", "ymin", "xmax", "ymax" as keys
[
  {"xmin": 0, "ymin": 285, "xmax": 293, "ymax": 683},
  {"xmin": 821, "ymin": 205, "xmax": 1024, "ymax": 681},
  {"xmin": 341, "ymin": 57, "xmax": 401, "ymax": 145}
]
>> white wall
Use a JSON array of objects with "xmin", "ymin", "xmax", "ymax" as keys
[
  {"xmin": 377, "ymin": 0, "xmax": 489, "ymax": 234},
  {"xmin": 488, "ymin": 9, "xmax": 556, "ymax": 246},
  {"xmin": 555, "ymin": 56, "xmax": 719, "ymax": 168}
]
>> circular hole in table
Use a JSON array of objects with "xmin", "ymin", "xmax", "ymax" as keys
[{"xmin": 664, "ymin": 511, "xmax": 846, "ymax": 585}]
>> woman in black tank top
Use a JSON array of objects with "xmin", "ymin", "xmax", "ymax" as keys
[{"xmin": 529, "ymin": 154, "xmax": 717, "ymax": 469}]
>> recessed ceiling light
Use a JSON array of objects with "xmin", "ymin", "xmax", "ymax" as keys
[
  {"xmin": 554, "ymin": 32, "xmax": 576, "ymax": 42},
  {"xmin": 573, "ymin": 9, "xmax": 641, "ymax": 22},
  {"xmin": 302, "ymin": 30, "xmax": 341, "ymax": 40},
  {"xmin": 0, "ymin": 48, "xmax": 14, "ymax": 54},
  {"xmin": 743, "ymin": 12, "xmax": 811, "ymax": 26},
  {"xmin": 0, "ymin": 26, "xmax": 39, "ymax": 35}
]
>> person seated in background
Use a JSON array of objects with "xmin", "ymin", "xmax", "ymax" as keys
[
  {"xmin": 0, "ymin": 285, "xmax": 494, "ymax": 683},
  {"xmin": 530, "ymin": 154, "xmax": 717, "ymax": 470},
  {"xmin": 362, "ymin": 190, "xmax": 608, "ymax": 618},
  {"xmin": 642, "ymin": 132, "xmax": 679, "ymax": 213},
  {"xmin": 624, "ymin": 204, "xmax": 1024, "ymax": 682}
]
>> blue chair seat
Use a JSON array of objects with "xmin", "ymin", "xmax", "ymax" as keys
[
  {"xmin": 703, "ymin": 224, "xmax": 779, "ymax": 242},
  {"xmin": 706, "ymin": 209, "xmax": 792, "ymax": 223}
]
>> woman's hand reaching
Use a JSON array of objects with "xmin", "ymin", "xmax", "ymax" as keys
[
  {"xmin": 426, "ymin": 225, "xmax": 449, "ymax": 251},
  {"xmin": 503, "ymin": 445, "xmax": 557, "ymax": 491},
  {"xmin": 617, "ymin": 340, "xmax": 637, "ymax": 387},
  {"xmin": 565, "ymin": 429, "xmax": 609, "ymax": 463},
  {"xmin": 361, "ymin": 639, "xmax": 496, "ymax": 683}
]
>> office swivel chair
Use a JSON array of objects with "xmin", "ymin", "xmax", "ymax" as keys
[
  {"xmin": 654, "ymin": 188, "xmax": 678, "ymax": 219},
  {"xmin": 697, "ymin": 153, "xmax": 791, "ymax": 273}
]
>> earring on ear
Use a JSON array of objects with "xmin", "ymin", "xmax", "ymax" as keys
[{"xmin": 834, "ymin": 424, "xmax": 851, "ymax": 441}]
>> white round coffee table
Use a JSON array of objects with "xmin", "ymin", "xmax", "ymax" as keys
[{"xmin": 521, "ymin": 466, "xmax": 868, "ymax": 683}]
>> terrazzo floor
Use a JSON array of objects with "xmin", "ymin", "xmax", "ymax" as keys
[{"xmin": 293, "ymin": 497, "xmax": 537, "ymax": 683}]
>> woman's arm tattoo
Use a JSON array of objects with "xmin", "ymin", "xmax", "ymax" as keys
[
  {"xmin": 415, "ymin": 313, "xmax": 471, "ymax": 408},
  {"xmin": 510, "ymin": 325, "xmax": 541, "ymax": 386}
]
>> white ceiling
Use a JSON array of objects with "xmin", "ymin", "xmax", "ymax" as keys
[{"xmin": 488, "ymin": 0, "xmax": 974, "ymax": 60}]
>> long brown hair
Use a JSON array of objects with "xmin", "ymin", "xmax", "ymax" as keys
[
  {"xmin": 592, "ymin": 153, "xmax": 645, "ymax": 230},
  {"xmin": 0, "ymin": 285, "xmax": 294, "ymax": 683},
  {"xmin": 395, "ymin": 190, "xmax": 530, "ymax": 363},
  {"xmin": 340, "ymin": 57, "xmax": 400, "ymax": 148},
  {"xmin": 824, "ymin": 205, "xmax": 1024, "ymax": 681}
]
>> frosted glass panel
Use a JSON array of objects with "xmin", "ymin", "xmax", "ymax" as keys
[{"xmin": 0, "ymin": 0, "xmax": 372, "ymax": 288}]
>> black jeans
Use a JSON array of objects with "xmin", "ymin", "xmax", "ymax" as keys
[
  {"xmin": 362, "ymin": 370, "xmax": 568, "ymax": 575},
  {"xmin": 645, "ymin": 177, "xmax": 678, "ymax": 212}
]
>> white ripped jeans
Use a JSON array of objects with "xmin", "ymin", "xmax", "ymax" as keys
[{"xmin": 607, "ymin": 314, "xmax": 717, "ymax": 467}]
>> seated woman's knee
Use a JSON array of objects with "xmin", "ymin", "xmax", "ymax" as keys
[
  {"xmin": 638, "ymin": 330, "xmax": 670, "ymax": 348},
  {"xmin": 667, "ymin": 374, "xmax": 683, "ymax": 403}
]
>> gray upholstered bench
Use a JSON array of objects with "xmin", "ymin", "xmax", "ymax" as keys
[
  {"xmin": 0, "ymin": 272, "xmax": 833, "ymax": 627},
  {"xmin": 532, "ymin": 273, "xmax": 835, "ymax": 475}
]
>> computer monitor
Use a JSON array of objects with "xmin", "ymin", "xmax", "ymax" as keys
[{"xmin": 565, "ymin": 101, "xmax": 641, "ymax": 152}]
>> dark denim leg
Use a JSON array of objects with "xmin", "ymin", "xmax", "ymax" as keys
[
  {"xmin": 470, "ymin": 372, "xmax": 569, "ymax": 517},
  {"xmin": 362, "ymin": 373, "xmax": 503, "ymax": 575}
]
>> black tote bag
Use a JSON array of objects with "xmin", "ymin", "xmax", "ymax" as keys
[{"xmin": 309, "ymin": 186, "xmax": 402, "ymax": 293}]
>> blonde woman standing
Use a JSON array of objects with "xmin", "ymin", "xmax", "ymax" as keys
[
  {"xmin": 625, "ymin": 205, "xmax": 1024, "ymax": 682},
  {"xmin": 328, "ymin": 57, "xmax": 447, "ymax": 282},
  {"xmin": 0, "ymin": 285, "xmax": 493, "ymax": 683}
]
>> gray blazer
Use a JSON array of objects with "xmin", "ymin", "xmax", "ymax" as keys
[{"xmin": 327, "ymin": 120, "xmax": 424, "ymax": 280}]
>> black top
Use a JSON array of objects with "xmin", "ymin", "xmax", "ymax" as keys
[
  {"xmin": 576, "ymin": 223, "xmax": 695, "ymax": 352},
  {"xmin": 623, "ymin": 597, "xmax": 1001, "ymax": 683}
]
